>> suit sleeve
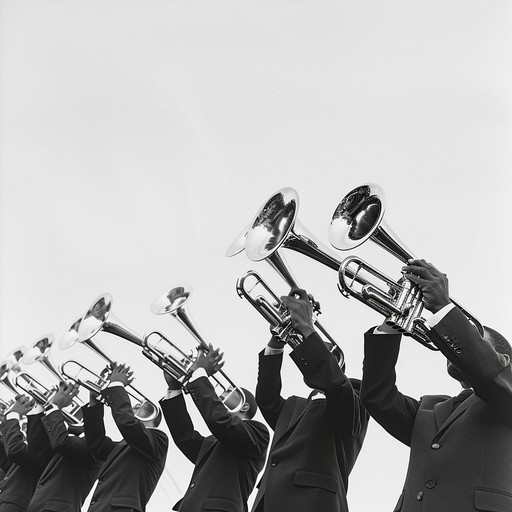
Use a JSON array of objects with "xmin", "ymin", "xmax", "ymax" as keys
[
  {"xmin": 255, "ymin": 347, "xmax": 286, "ymax": 430},
  {"xmin": 82, "ymin": 402, "xmax": 117, "ymax": 461},
  {"xmin": 41, "ymin": 410, "xmax": 91, "ymax": 459},
  {"xmin": 160, "ymin": 393, "xmax": 205, "ymax": 464},
  {"xmin": 290, "ymin": 331, "xmax": 369, "ymax": 438},
  {"xmin": 1, "ymin": 413, "xmax": 51, "ymax": 469},
  {"xmin": 360, "ymin": 328, "xmax": 420, "ymax": 446},
  {"xmin": 102, "ymin": 386, "xmax": 168, "ymax": 462},
  {"xmin": 429, "ymin": 307, "xmax": 512, "ymax": 420},
  {"xmin": 186, "ymin": 377, "xmax": 269, "ymax": 458}
]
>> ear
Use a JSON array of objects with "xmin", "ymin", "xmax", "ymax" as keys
[{"xmin": 240, "ymin": 403, "xmax": 250, "ymax": 413}]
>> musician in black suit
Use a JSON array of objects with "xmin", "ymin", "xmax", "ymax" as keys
[
  {"xmin": 0, "ymin": 395, "xmax": 52, "ymax": 511},
  {"xmin": 361, "ymin": 258, "xmax": 512, "ymax": 512},
  {"xmin": 252, "ymin": 289, "xmax": 369, "ymax": 512},
  {"xmin": 160, "ymin": 345, "xmax": 269, "ymax": 512},
  {"xmin": 82, "ymin": 362, "xmax": 168, "ymax": 512},
  {"xmin": 26, "ymin": 382, "xmax": 103, "ymax": 512},
  {"xmin": 0, "ymin": 404, "xmax": 13, "ymax": 481}
]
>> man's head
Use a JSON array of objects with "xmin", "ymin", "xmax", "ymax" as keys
[
  {"xmin": 447, "ymin": 325, "xmax": 510, "ymax": 386},
  {"xmin": 484, "ymin": 326, "xmax": 512, "ymax": 361},
  {"xmin": 232, "ymin": 388, "xmax": 257, "ymax": 421},
  {"xmin": 133, "ymin": 402, "xmax": 162, "ymax": 429}
]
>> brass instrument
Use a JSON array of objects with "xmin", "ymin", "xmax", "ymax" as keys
[
  {"xmin": 243, "ymin": 187, "xmax": 344, "ymax": 285},
  {"xmin": 0, "ymin": 346, "xmax": 28, "ymax": 395},
  {"xmin": 236, "ymin": 270, "xmax": 344, "ymax": 366},
  {"xmin": 232, "ymin": 187, "xmax": 346, "ymax": 357},
  {"xmin": 60, "ymin": 296, "xmax": 161, "ymax": 424},
  {"xmin": 329, "ymin": 183, "xmax": 484, "ymax": 350},
  {"xmin": 150, "ymin": 285, "xmax": 246, "ymax": 413},
  {"xmin": 17, "ymin": 335, "xmax": 85, "ymax": 426}
]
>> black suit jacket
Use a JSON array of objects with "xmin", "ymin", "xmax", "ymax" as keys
[
  {"xmin": 0, "ymin": 412, "xmax": 52, "ymax": 511},
  {"xmin": 161, "ymin": 375, "xmax": 269, "ymax": 512},
  {"xmin": 83, "ymin": 386, "xmax": 168, "ymax": 512},
  {"xmin": 252, "ymin": 332, "xmax": 369, "ymax": 512},
  {"xmin": 26, "ymin": 409, "xmax": 102, "ymax": 512},
  {"xmin": 361, "ymin": 307, "xmax": 512, "ymax": 512}
]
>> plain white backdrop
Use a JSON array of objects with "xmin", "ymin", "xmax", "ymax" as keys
[{"xmin": 1, "ymin": 1, "xmax": 511, "ymax": 510}]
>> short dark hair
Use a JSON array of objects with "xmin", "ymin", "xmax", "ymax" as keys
[
  {"xmin": 239, "ymin": 388, "xmax": 257, "ymax": 420},
  {"xmin": 484, "ymin": 326, "xmax": 512, "ymax": 360}
]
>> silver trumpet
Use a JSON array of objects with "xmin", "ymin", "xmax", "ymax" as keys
[
  {"xmin": 329, "ymin": 183, "xmax": 484, "ymax": 350},
  {"xmin": 17, "ymin": 335, "xmax": 85, "ymax": 426},
  {"xmin": 150, "ymin": 285, "xmax": 246, "ymax": 413},
  {"xmin": 231, "ymin": 187, "xmax": 344, "ymax": 286},
  {"xmin": 0, "ymin": 346, "xmax": 32, "ymax": 410},
  {"xmin": 59, "ymin": 295, "xmax": 162, "ymax": 424},
  {"xmin": 236, "ymin": 270, "xmax": 344, "ymax": 366},
  {"xmin": 230, "ymin": 187, "xmax": 347, "ymax": 356}
]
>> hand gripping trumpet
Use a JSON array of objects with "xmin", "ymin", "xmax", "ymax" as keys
[
  {"xmin": 329, "ymin": 183, "xmax": 485, "ymax": 350},
  {"xmin": 236, "ymin": 270, "xmax": 344, "ymax": 367},
  {"xmin": 59, "ymin": 295, "xmax": 161, "ymax": 424},
  {"xmin": 149, "ymin": 285, "xmax": 246, "ymax": 414},
  {"xmin": 17, "ymin": 336, "xmax": 85, "ymax": 427}
]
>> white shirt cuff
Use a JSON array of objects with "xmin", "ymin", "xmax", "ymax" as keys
[
  {"xmin": 45, "ymin": 404, "xmax": 59, "ymax": 414},
  {"xmin": 27, "ymin": 404, "xmax": 44, "ymax": 415},
  {"xmin": 373, "ymin": 324, "xmax": 398, "ymax": 335},
  {"xmin": 6, "ymin": 412, "xmax": 20, "ymax": 421},
  {"xmin": 189, "ymin": 368, "xmax": 208, "ymax": 382},
  {"xmin": 164, "ymin": 389, "xmax": 183, "ymax": 400},
  {"xmin": 264, "ymin": 346, "xmax": 285, "ymax": 356},
  {"xmin": 107, "ymin": 381, "xmax": 125, "ymax": 388},
  {"xmin": 425, "ymin": 303, "xmax": 455, "ymax": 328}
]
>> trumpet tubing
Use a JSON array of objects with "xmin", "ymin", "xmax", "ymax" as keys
[
  {"xmin": 151, "ymin": 285, "xmax": 246, "ymax": 413},
  {"xmin": 142, "ymin": 331, "xmax": 196, "ymax": 384},
  {"xmin": 330, "ymin": 183, "xmax": 485, "ymax": 345}
]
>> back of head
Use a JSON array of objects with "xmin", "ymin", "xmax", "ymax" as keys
[
  {"xmin": 484, "ymin": 326, "xmax": 512, "ymax": 360},
  {"xmin": 235, "ymin": 388, "xmax": 257, "ymax": 420},
  {"xmin": 135, "ymin": 403, "xmax": 163, "ymax": 429}
]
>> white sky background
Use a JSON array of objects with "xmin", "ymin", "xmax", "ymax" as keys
[{"xmin": 0, "ymin": 1, "xmax": 511, "ymax": 511}]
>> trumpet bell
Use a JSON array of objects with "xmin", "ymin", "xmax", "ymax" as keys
[
  {"xmin": 225, "ymin": 225, "xmax": 248, "ymax": 258},
  {"xmin": 22, "ymin": 334, "xmax": 54, "ymax": 365},
  {"xmin": 151, "ymin": 285, "xmax": 192, "ymax": 316},
  {"xmin": 245, "ymin": 187, "xmax": 299, "ymax": 262},
  {"xmin": 79, "ymin": 294, "xmax": 113, "ymax": 341},
  {"xmin": 59, "ymin": 317, "xmax": 82, "ymax": 350},
  {"xmin": 329, "ymin": 183, "xmax": 386, "ymax": 250}
]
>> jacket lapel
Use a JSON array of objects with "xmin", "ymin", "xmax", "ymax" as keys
[
  {"xmin": 433, "ymin": 391, "xmax": 478, "ymax": 441},
  {"xmin": 273, "ymin": 394, "xmax": 318, "ymax": 446}
]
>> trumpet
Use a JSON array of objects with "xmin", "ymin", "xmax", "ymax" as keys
[
  {"xmin": 18, "ymin": 335, "xmax": 85, "ymax": 426},
  {"xmin": 150, "ymin": 285, "xmax": 246, "ymax": 413},
  {"xmin": 329, "ymin": 183, "xmax": 485, "ymax": 349},
  {"xmin": 59, "ymin": 296, "xmax": 161, "ymax": 424},
  {"xmin": 231, "ymin": 187, "xmax": 346, "ymax": 356},
  {"xmin": 236, "ymin": 271, "xmax": 344, "ymax": 366}
]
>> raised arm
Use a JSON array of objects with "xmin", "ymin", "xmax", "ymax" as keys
[
  {"xmin": 255, "ymin": 336, "xmax": 287, "ymax": 430},
  {"xmin": 2, "ymin": 396, "xmax": 51, "ymax": 467},
  {"xmin": 160, "ymin": 373, "xmax": 205, "ymax": 464},
  {"xmin": 361, "ymin": 327, "xmax": 421, "ymax": 446},
  {"xmin": 102, "ymin": 363, "xmax": 168, "ymax": 462},
  {"xmin": 403, "ymin": 259, "xmax": 512, "ymax": 420},
  {"xmin": 41, "ymin": 382, "xmax": 91, "ymax": 458},
  {"xmin": 82, "ymin": 391, "xmax": 117, "ymax": 461},
  {"xmin": 185, "ymin": 348, "xmax": 269, "ymax": 458}
]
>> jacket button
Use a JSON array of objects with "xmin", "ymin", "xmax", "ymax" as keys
[
  {"xmin": 190, "ymin": 482, "xmax": 195, "ymax": 488},
  {"xmin": 416, "ymin": 491, "xmax": 423, "ymax": 501},
  {"xmin": 90, "ymin": 500, "xmax": 97, "ymax": 505},
  {"xmin": 270, "ymin": 459, "xmax": 278, "ymax": 467},
  {"xmin": 431, "ymin": 443, "xmax": 440, "ymax": 450},
  {"xmin": 425, "ymin": 480, "xmax": 436, "ymax": 489}
]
